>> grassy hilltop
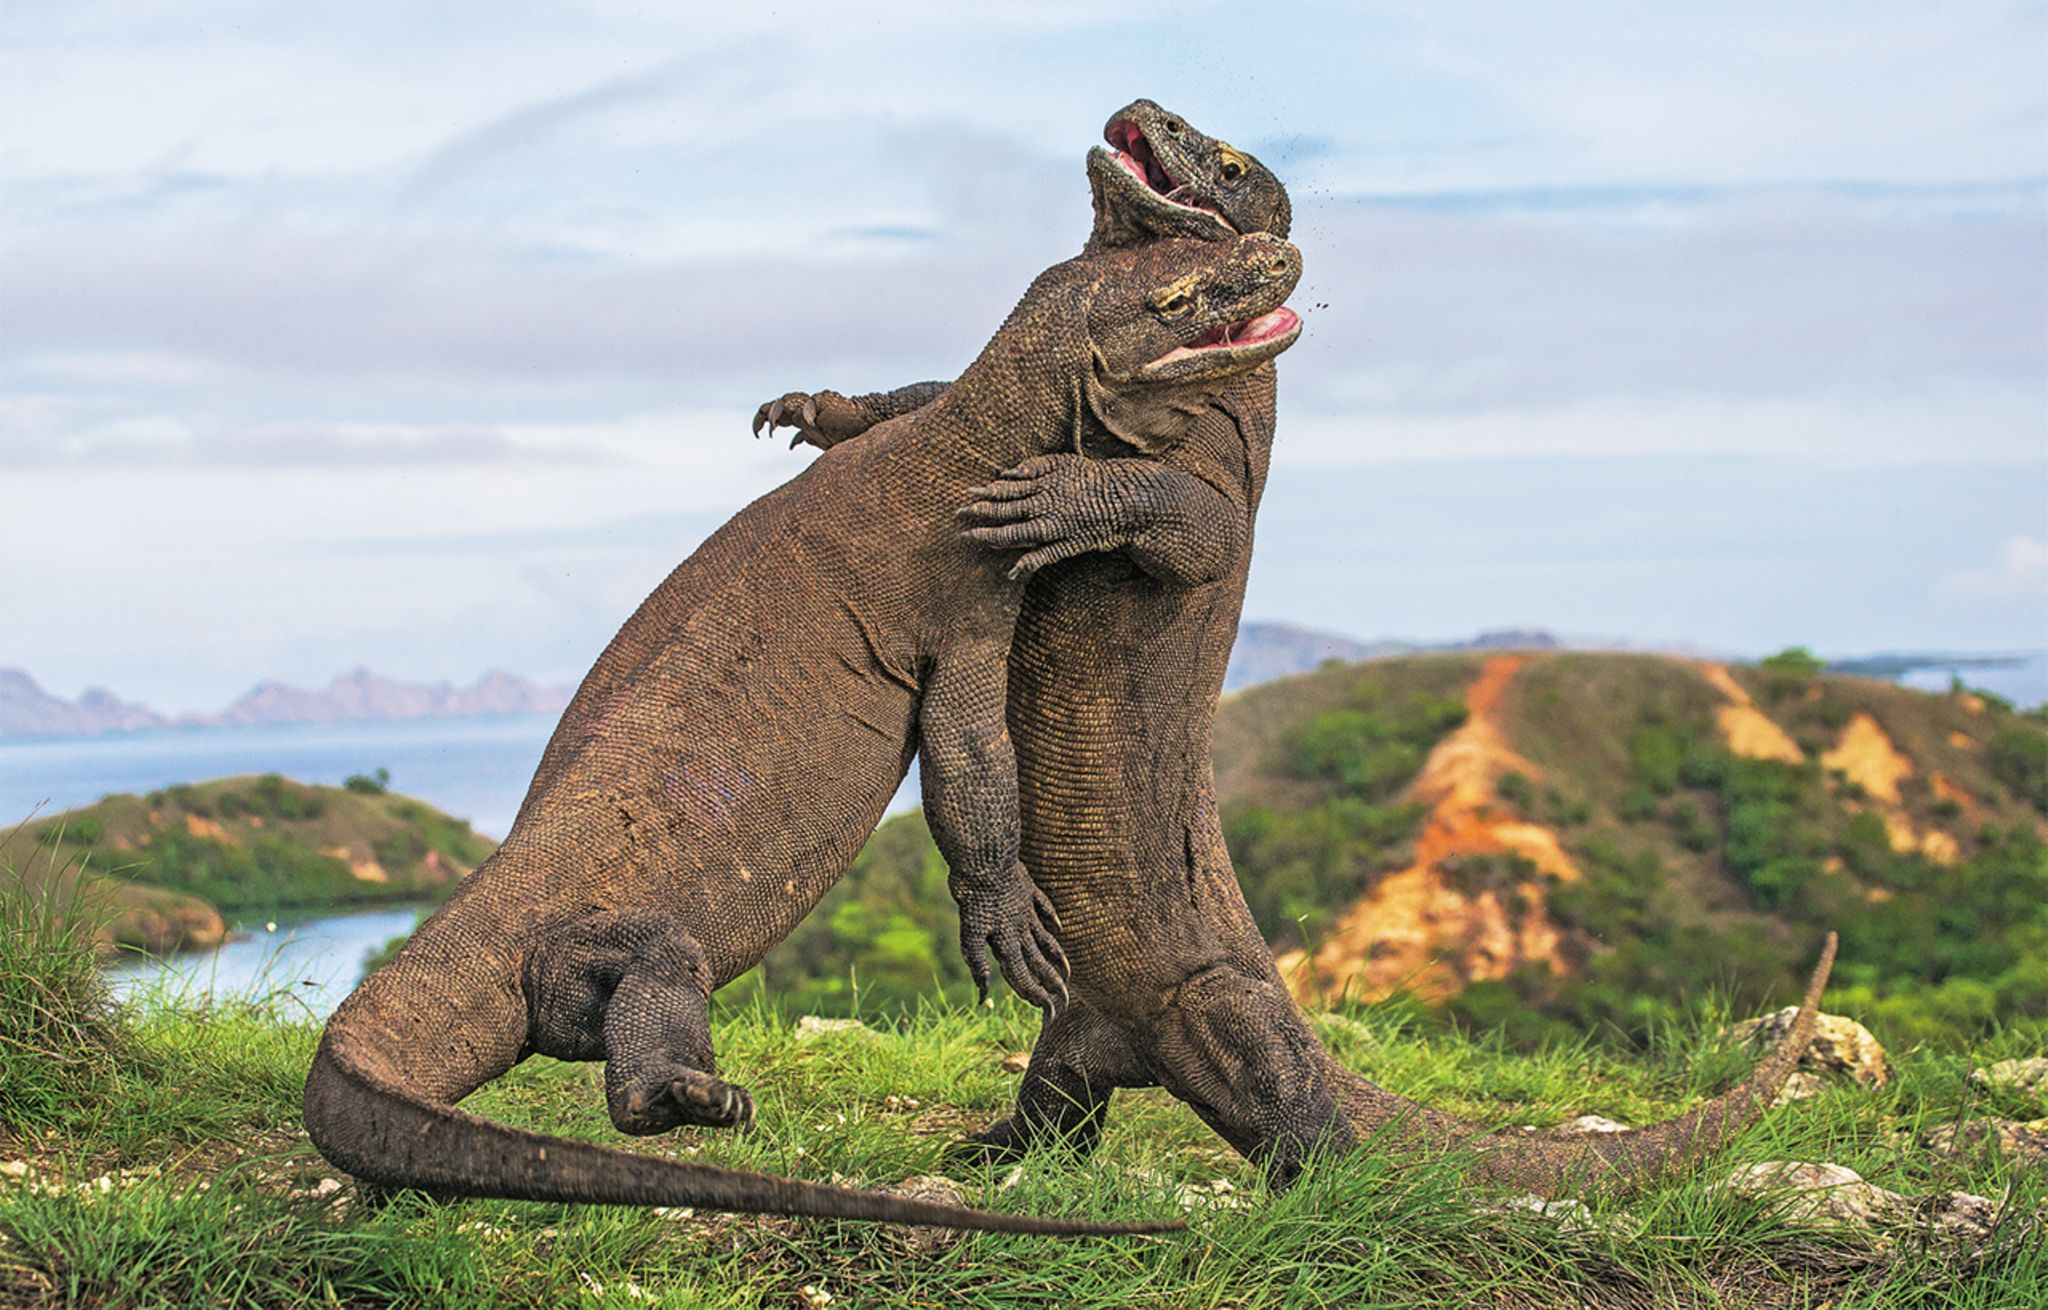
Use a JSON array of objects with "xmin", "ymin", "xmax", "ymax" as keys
[
  {"xmin": 1216, "ymin": 649, "xmax": 2047, "ymax": 1049},
  {"xmin": 792, "ymin": 651, "xmax": 2047, "ymax": 1051},
  {"xmin": 3, "ymin": 773, "xmax": 489, "ymax": 954}
]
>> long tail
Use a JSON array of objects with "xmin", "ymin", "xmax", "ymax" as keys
[
  {"xmin": 303, "ymin": 1028, "xmax": 1181, "ymax": 1237},
  {"xmin": 1325, "ymin": 932, "xmax": 1837, "ymax": 1195}
]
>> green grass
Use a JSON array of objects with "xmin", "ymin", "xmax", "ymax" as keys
[
  {"xmin": 3, "ymin": 937, "xmax": 2043, "ymax": 1307},
  {"xmin": 6, "ymin": 822, "xmax": 2045, "ymax": 1307}
]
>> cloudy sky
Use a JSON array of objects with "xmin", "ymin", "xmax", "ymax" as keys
[{"xmin": 4, "ymin": 2, "xmax": 2044, "ymax": 711}]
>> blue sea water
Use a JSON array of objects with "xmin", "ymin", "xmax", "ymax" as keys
[
  {"xmin": 1897, "ymin": 655, "xmax": 2048, "ymax": 711},
  {"xmin": 1, "ymin": 714, "xmax": 562, "ymax": 840},
  {"xmin": 1, "ymin": 714, "xmax": 926, "ymax": 841},
  {"xmin": 103, "ymin": 901, "xmax": 428, "ymax": 1019}
]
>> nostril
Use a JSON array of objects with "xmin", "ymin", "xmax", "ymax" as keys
[{"xmin": 1164, "ymin": 119, "xmax": 1183, "ymax": 135}]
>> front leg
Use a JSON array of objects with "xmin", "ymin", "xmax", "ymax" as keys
[
  {"xmin": 918, "ymin": 643, "xmax": 1069, "ymax": 1012},
  {"xmin": 958, "ymin": 455, "xmax": 1245, "ymax": 585},
  {"xmin": 752, "ymin": 380, "xmax": 953, "ymax": 449}
]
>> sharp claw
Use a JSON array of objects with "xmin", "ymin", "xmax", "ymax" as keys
[
  {"xmin": 768, "ymin": 398, "xmax": 785, "ymax": 426},
  {"xmin": 789, "ymin": 432, "xmax": 804, "ymax": 449},
  {"xmin": 752, "ymin": 413, "xmax": 765, "ymax": 438},
  {"xmin": 802, "ymin": 397, "xmax": 818, "ymax": 427}
]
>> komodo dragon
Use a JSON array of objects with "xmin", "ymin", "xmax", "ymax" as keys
[
  {"xmin": 760, "ymin": 99, "xmax": 1838, "ymax": 1194},
  {"xmin": 301, "ymin": 228, "xmax": 1306, "ymax": 1235}
]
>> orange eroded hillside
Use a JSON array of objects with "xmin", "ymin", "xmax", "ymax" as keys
[{"xmin": 1276, "ymin": 654, "xmax": 1581, "ymax": 1004}]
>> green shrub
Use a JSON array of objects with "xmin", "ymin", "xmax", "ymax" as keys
[
  {"xmin": 371, "ymin": 828, "xmax": 429, "ymax": 872},
  {"xmin": 1759, "ymin": 647, "xmax": 1825, "ymax": 678},
  {"xmin": 1629, "ymin": 725, "xmax": 1686, "ymax": 796},
  {"xmin": 343, "ymin": 767, "xmax": 391, "ymax": 796},
  {"xmin": 128, "ymin": 831, "xmax": 355, "ymax": 912},
  {"xmin": 1988, "ymin": 725, "xmax": 2048, "ymax": 815}
]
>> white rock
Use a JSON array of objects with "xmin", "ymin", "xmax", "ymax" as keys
[
  {"xmin": 1718, "ymin": 1161, "xmax": 1901, "ymax": 1230},
  {"xmin": 1924, "ymin": 1117, "xmax": 2048, "ymax": 1163},
  {"xmin": 1728, "ymin": 1009, "xmax": 1891, "ymax": 1088},
  {"xmin": 795, "ymin": 1016, "xmax": 870, "ymax": 1040},
  {"xmin": 1716, "ymin": 1161, "xmax": 2013, "ymax": 1255},
  {"xmin": 1772, "ymin": 1071, "xmax": 1832, "ymax": 1107},
  {"xmin": 1970, "ymin": 1057, "xmax": 2048, "ymax": 1097},
  {"xmin": 1561, "ymin": 1114, "xmax": 1630, "ymax": 1135}
]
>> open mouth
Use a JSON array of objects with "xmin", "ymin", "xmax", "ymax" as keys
[
  {"xmin": 1147, "ymin": 306, "xmax": 1301, "ymax": 369},
  {"xmin": 1107, "ymin": 120, "xmax": 1175, "ymax": 194},
  {"xmin": 1104, "ymin": 119, "xmax": 1226, "ymax": 221}
]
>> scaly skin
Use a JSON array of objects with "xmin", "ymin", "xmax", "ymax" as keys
[
  {"xmin": 763, "ymin": 99, "xmax": 1838, "ymax": 1194},
  {"xmin": 302, "ymin": 230, "xmax": 1304, "ymax": 1234}
]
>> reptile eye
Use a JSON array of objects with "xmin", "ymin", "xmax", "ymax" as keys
[
  {"xmin": 1221, "ymin": 161, "xmax": 1242, "ymax": 183},
  {"xmin": 1156, "ymin": 293, "xmax": 1192, "ymax": 316}
]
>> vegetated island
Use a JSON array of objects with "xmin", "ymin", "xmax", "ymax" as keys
[{"xmin": 3, "ymin": 772, "xmax": 490, "ymax": 955}]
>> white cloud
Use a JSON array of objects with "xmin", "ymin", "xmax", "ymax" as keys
[
  {"xmin": 1940, "ymin": 535, "xmax": 2048, "ymax": 602},
  {"xmin": 1279, "ymin": 384, "xmax": 2047, "ymax": 468},
  {"xmin": 2, "ymin": 2, "xmax": 2042, "ymax": 701}
]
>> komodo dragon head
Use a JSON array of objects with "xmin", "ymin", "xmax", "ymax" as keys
[
  {"xmin": 1088, "ymin": 98, "xmax": 1291, "ymax": 248},
  {"xmin": 1070, "ymin": 231, "xmax": 1303, "ymax": 454}
]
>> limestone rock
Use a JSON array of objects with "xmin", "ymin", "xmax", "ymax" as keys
[
  {"xmin": 1925, "ymin": 1117, "xmax": 2048, "ymax": 1163},
  {"xmin": 1559, "ymin": 1114, "xmax": 1629, "ymax": 1135},
  {"xmin": 1719, "ymin": 1161, "xmax": 1893, "ymax": 1229},
  {"xmin": 1773, "ymin": 1070, "xmax": 1832, "ymax": 1108},
  {"xmin": 794, "ymin": 1016, "xmax": 870, "ymax": 1040},
  {"xmin": 1125, "ymin": 1165, "xmax": 1245, "ymax": 1211},
  {"xmin": 1970, "ymin": 1057, "xmax": 2048, "ymax": 1098},
  {"xmin": 1728, "ymin": 1008, "xmax": 1890, "ymax": 1088},
  {"xmin": 882, "ymin": 1173, "xmax": 967, "ymax": 1208},
  {"xmin": 1483, "ymin": 1193, "xmax": 1641, "ymax": 1237},
  {"xmin": 1717, "ymin": 1161, "xmax": 2012, "ymax": 1256}
]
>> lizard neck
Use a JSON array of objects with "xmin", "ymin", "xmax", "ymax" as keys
[
  {"xmin": 917, "ymin": 257, "xmax": 1097, "ymax": 476},
  {"xmin": 926, "ymin": 334, "xmax": 1091, "ymax": 476}
]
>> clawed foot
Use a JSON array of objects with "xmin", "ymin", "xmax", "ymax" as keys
[
  {"xmin": 945, "ymin": 1120, "xmax": 1035, "ymax": 1169},
  {"xmin": 751, "ymin": 390, "xmax": 866, "ymax": 450},
  {"xmin": 612, "ymin": 1068, "xmax": 757, "ymax": 1136},
  {"xmin": 953, "ymin": 863, "xmax": 1069, "ymax": 1014},
  {"xmin": 959, "ymin": 455, "xmax": 1124, "ymax": 580}
]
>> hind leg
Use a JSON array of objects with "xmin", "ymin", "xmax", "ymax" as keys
[
  {"xmin": 524, "ymin": 909, "xmax": 754, "ymax": 1136},
  {"xmin": 950, "ymin": 1000, "xmax": 1151, "ymax": 1166},
  {"xmin": 1152, "ymin": 965, "xmax": 1353, "ymax": 1185}
]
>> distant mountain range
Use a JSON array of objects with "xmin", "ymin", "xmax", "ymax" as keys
[
  {"xmin": 0, "ymin": 667, "xmax": 574, "ymax": 739},
  {"xmin": 1223, "ymin": 623, "xmax": 1562, "ymax": 691},
  {"xmin": 6, "ymin": 627, "xmax": 2039, "ymax": 739}
]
